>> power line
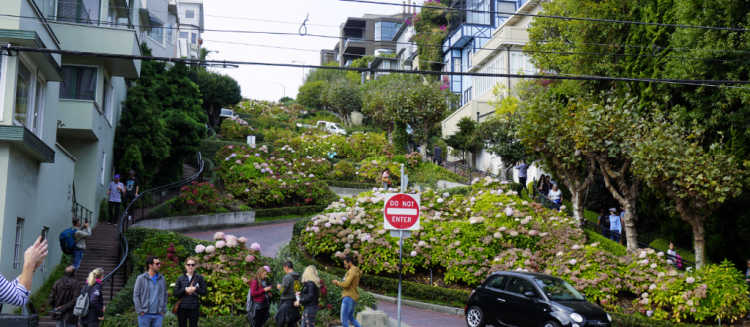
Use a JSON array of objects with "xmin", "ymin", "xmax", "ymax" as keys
[
  {"xmin": 340, "ymin": 0, "xmax": 750, "ymax": 32},
  {"xmin": 2, "ymin": 13, "xmax": 748, "ymax": 64},
  {"xmin": 2, "ymin": 45, "xmax": 749, "ymax": 89}
]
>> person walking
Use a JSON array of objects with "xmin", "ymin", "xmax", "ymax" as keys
[
  {"xmin": 0, "ymin": 236, "xmax": 47, "ymax": 306},
  {"xmin": 514, "ymin": 161, "xmax": 529, "ymax": 192},
  {"xmin": 608, "ymin": 208, "xmax": 623, "ymax": 243},
  {"xmin": 72, "ymin": 219, "xmax": 90, "ymax": 270},
  {"xmin": 596, "ymin": 209, "xmax": 609, "ymax": 239},
  {"xmin": 548, "ymin": 184, "xmax": 562, "ymax": 210},
  {"xmin": 134, "ymin": 256, "xmax": 167, "ymax": 327},
  {"xmin": 80, "ymin": 268, "xmax": 105, "ymax": 327},
  {"xmin": 173, "ymin": 257, "xmax": 207, "ymax": 327},
  {"xmin": 275, "ymin": 261, "xmax": 300, "ymax": 327},
  {"xmin": 381, "ymin": 170, "xmax": 390, "ymax": 189},
  {"xmin": 247, "ymin": 266, "xmax": 272, "ymax": 327},
  {"xmin": 107, "ymin": 174, "xmax": 126, "ymax": 224},
  {"xmin": 332, "ymin": 255, "xmax": 361, "ymax": 327},
  {"xmin": 49, "ymin": 266, "xmax": 81, "ymax": 327},
  {"xmin": 125, "ymin": 170, "xmax": 140, "ymax": 220},
  {"xmin": 296, "ymin": 265, "xmax": 320, "ymax": 327}
]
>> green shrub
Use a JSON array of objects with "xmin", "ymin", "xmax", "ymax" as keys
[
  {"xmin": 105, "ymin": 269, "xmax": 138, "ymax": 315},
  {"xmin": 610, "ymin": 312, "xmax": 704, "ymax": 327},
  {"xmin": 585, "ymin": 229, "xmax": 627, "ymax": 256},
  {"xmin": 328, "ymin": 160, "xmax": 356, "ymax": 181},
  {"xmin": 323, "ymin": 180, "xmax": 379, "ymax": 189},
  {"xmin": 410, "ymin": 162, "xmax": 463, "ymax": 186},
  {"xmin": 219, "ymin": 116, "xmax": 254, "ymax": 140},
  {"xmin": 102, "ymin": 312, "xmax": 247, "ymax": 327},
  {"xmin": 649, "ymin": 238, "xmax": 696, "ymax": 265},
  {"xmin": 254, "ymin": 205, "xmax": 329, "ymax": 218}
]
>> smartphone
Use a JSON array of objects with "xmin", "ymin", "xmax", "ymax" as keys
[{"xmin": 40, "ymin": 227, "xmax": 49, "ymax": 241}]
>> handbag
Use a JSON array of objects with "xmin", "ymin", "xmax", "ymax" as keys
[{"xmin": 173, "ymin": 276, "xmax": 197, "ymax": 314}]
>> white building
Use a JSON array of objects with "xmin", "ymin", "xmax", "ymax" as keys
[
  {"xmin": 441, "ymin": 0, "xmax": 542, "ymax": 181},
  {"xmin": 177, "ymin": 0, "xmax": 203, "ymax": 59}
]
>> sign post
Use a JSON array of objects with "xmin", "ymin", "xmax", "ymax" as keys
[{"xmin": 383, "ymin": 165, "xmax": 419, "ymax": 327}]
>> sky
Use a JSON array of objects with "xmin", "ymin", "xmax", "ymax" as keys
[{"xmin": 201, "ymin": 0, "xmax": 406, "ymax": 102}]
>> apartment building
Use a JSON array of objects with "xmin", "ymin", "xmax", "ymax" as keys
[
  {"xmin": 441, "ymin": 0, "xmax": 541, "ymax": 178},
  {"xmin": 0, "ymin": 0, "xmax": 142, "ymax": 308},
  {"xmin": 177, "ymin": 0, "xmax": 203, "ymax": 59},
  {"xmin": 327, "ymin": 13, "xmax": 405, "ymax": 67}
]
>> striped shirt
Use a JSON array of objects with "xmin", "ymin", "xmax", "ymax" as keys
[{"xmin": 0, "ymin": 273, "xmax": 30, "ymax": 306}]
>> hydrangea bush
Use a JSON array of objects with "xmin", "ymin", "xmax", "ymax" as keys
[{"xmin": 298, "ymin": 177, "xmax": 750, "ymax": 323}]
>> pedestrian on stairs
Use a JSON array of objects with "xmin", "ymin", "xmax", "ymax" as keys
[
  {"xmin": 134, "ymin": 256, "xmax": 167, "ymax": 327},
  {"xmin": 0, "ymin": 236, "xmax": 47, "ymax": 306},
  {"xmin": 72, "ymin": 219, "xmax": 90, "ymax": 270},
  {"xmin": 49, "ymin": 266, "xmax": 81, "ymax": 327},
  {"xmin": 173, "ymin": 257, "xmax": 207, "ymax": 327},
  {"xmin": 80, "ymin": 268, "xmax": 105, "ymax": 327},
  {"xmin": 107, "ymin": 174, "xmax": 126, "ymax": 224}
]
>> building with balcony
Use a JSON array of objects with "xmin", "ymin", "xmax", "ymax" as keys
[
  {"xmin": 135, "ymin": 0, "xmax": 180, "ymax": 58},
  {"xmin": 0, "ymin": 0, "xmax": 141, "ymax": 307},
  {"xmin": 394, "ymin": 22, "xmax": 418, "ymax": 71},
  {"xmin": 320, "ymin": 48, "xmax": 338, "ymax": 66},
  {"xmin": 441, "ymin": 0, "xmax": 540, "ymax": 177},
  {"xmin": 177, "ymin": 0, "xmax": 203, "ymax": 59},
  {"xmin": 332, "ymin": 13, "xmax": 406, "ymax": 67}
]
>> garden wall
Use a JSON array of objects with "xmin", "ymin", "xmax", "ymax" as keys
[{"xmin": 133, "ymin": 211, "xmax": 255, "ymax": 231}]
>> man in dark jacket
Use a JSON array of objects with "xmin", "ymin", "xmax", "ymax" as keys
[
  {"xmin": 275, "ymin": 261, "xmax": 300, "ymax": 327},
  {"xmin": 49, "ymin": 266, "xmax": 80, "ymax": 327},
  {"xmin": 173, "ymin": 257, "xmax": 207, "ymax": 327}
]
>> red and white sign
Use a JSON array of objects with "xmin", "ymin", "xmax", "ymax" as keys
[{"xmin": 383, "ymin": 193, "xmax": 420, "ymax": 231}]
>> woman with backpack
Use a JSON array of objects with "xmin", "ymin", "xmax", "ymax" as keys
[
  {"xmin": 246, "ymin": 266, "xmax": 272, "ymax": 327},
  {"xmin": 80, "ymin": 268, "xmax": 104, "ymax": 327},
  {"xmin": 296, "ymin": 265, "xmax": 320, "ymax": 327}
]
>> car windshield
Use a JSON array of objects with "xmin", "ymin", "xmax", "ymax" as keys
[{"xmin": 533, "ymin": 277, "xmax": 585, "ymax": 301}]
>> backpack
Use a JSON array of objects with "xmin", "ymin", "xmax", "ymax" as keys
[
  {"xmin": 59, "ymin": 228, "xmax": 77, "ymax": 255},
  {"xmin": 73, "ymin": 286, "xmax": 90, "ymax": 317}
]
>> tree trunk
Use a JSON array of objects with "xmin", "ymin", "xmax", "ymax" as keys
[
  {"xmin": 621, "ymin": 203, "xmax": 639, "ymax": 252},
  {"xmin": 597, "ymin": 158, "xmax": 640, "ymax": 252},
  {"xmin": 570, "ymin": 189, "xmax": 584, "ymax": 223},
  {"xmin": 673, "ymin": 197, "xmax": 706, "ymax": 269}
]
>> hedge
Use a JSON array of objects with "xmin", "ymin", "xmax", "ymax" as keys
[
  {"xmin": 324, "ymin": 180, "xmax": 379, "ymax": 189},
  {"xmin": 254, "ymin": 204, "xmax": 328, "ymax": 218},
  {"xmin": 584, "ymin": 229, "xmax": 628, "ymax": 256},
  {"xmin": 610, "ymin": 312, "xmax": 706, "ymax": 327},
  {"xmin": 102, "ymin": 312, "xmax": 246, "ymax": 327},
  {"xmin": 290, "ymin": 218, "xmax": 471, "ymax": 308}
]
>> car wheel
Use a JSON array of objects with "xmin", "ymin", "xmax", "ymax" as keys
[
  {"xmin": 542, "ymin": 320, "xmax": 561, "ymax": 327},
  {"xmin": 465, "ymin": 305, "xmax": 486, "ymax": 327}
]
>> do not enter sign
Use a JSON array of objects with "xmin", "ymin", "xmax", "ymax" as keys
[{"xmin": 384, "ymin": 193, "xmax": 420, "ymax": 230}]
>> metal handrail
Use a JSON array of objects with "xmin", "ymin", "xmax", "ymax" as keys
[{"xmin": 102, "ymin": 153, "xmax": 205, "ymax": 296}]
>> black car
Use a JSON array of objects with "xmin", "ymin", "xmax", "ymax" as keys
[{"xmin": 465, "ymin": 271, "xmax": 612, "ymax": 327}]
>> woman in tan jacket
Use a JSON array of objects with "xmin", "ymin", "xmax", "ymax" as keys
[{"xmin": 332, "ymin": 255, "xmax": 361, "ymax": 327}]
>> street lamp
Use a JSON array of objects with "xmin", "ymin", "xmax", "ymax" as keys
[
  {"xmin": 272, "ymin": 81, "xmax": 287, "ymax": 99},
  {"xmin": 292, "ymin": 60, "xmax": 306, "ymax": 83}
]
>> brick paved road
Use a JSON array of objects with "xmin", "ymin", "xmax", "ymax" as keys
[{"xmin": 184, "ymin": 221, "xmax": 467, "ymax": 327}]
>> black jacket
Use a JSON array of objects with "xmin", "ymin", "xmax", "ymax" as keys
[
  {"xmin": 173, "ymin": 274, "xmax": 207, "ymax": 309},
  {"xmin": 49, "ymin": 275, "xmax": 80, "ymax": 323},
  {"xmin": 299, "ymin": 281, "xmax": 319, "ymax": 308},
  {"xmin": 82, "ymin": 283, "xmax": 103, "ymax": 324}
]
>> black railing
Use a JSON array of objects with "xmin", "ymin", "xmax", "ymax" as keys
[{"xmin": 102, "ymin": 153, "xmax": 205, "ymax": 300}]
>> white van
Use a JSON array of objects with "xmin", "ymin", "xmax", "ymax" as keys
[{"xmin": 316, "ymin": 121, "xmax": 347, "ymax": 135}]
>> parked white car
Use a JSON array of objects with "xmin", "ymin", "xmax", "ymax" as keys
[
  {"xmin": 316, "ymin": 121, "xmax": 347, "ymax": 135},
  {"xmin": 219, "ymin": 108, "xmax": 236, "ymax": 119}
]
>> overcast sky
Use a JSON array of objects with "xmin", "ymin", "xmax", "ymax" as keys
[{"xmin": 201, "ymin": 0, "xmax": 406, "ymax": 102}]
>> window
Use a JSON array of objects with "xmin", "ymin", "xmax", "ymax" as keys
[
  {"xmin": 100, "ymin": 152, "xmax": 106, "ymax": 185},
  {"xmin": 179, "ymin": 31, "xmax": 189, "ymax": 39},
  {"xmin": 484, "ymin": 275, "xmax": 506, "ymax": 290},
  {"xmin": 14, "ymin": 62, "xmax": 32, "ymax": 126},
  {"xmin": 13, "ymin": 218, "xmax": 24, "ymax": 269},
  {"xmin": 374, "ymin": 22, "xmax": 400, "ymax": 41},
  {"xmin": 57, "ymin": 0, "xmax": 100, "ymax": 24},
  {"xmin": 496, "ymin": 1, "xmax": 517, "ymax": 25},
  {"xmin": 60, "ymin": 66, "xmax": 97, "ymax": 100},
  {"xmin": 148, "ymin": 18, "xmax": 164, "ymax": 43},
  {"xmin": 191, "ymin": 32, "xmax": 197, "ymax": 45},
  {"xmin": 102, "ymin": 76, "xmax": 113, "ymax": 123},
  {"xmin": 166, "ymin": 24, "xmax": 174, "ymax": 44},
  {"xmin": 505, "ymin": 277, "xmax": 538, "ymax": 296},
  {"xmin": 467, "ymin": 0, "xmax": 491, "ymax": 25},
  {"xmin": 185, "ymin": 9, "xmax": 195, "ymax": 19},
  {"xmin": 32, "ymin": 76, "xmax": 45, "ymax": 136}
]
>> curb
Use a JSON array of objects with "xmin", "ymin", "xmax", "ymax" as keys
[
  {"xmin": 371, "ymin": 293, "xmax": 464, "ymax": 316},
  {"xmin": 169, "ymin": 217, "xmax": 305, "ymax": 233}
]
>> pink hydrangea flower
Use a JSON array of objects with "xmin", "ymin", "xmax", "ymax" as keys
[
  {"xmin": 250, "ymin": 242, "xmax": 262, "ymax": 252},
  {"xmin": 226, "ymin": 238, "xmax": 238, "ymax": 248},
  {"xmin": 213, "ymin": 232, "xmax": 225, "ymax": 240},
  {"xmin": 245, "ymin": 255, "xmax": 255, "ymax": 263},
  {"xmin": 216, "ymin": 240, "xmax": 226, "ymax": 249},
  {"xmin": 195, "ymin": 244, "xmax": 206, "ymax": 253},
  {"xmin": 238, "ymin": 237, "xmax": 248, "ymax": 243},
  {"xmin": 205, "ymin": 245, "xmax": 216, "ymax": 254},
  {"xmin": 410, "ymin": 251, "xmax": 417, "ymax": 257}
]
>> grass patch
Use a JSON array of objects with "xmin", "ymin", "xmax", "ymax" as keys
[
  {"xmin": 410, "ymin": 162, "xmax": 464, "ymax": 187},
  {"xmin": 585, "ymin": 229, "xmax": 627, "ymax": 256}
]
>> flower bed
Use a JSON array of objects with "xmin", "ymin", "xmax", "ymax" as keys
[
  {"xmin": 219, "ymin": 115, "xmax": 254, "ymax": 140},
  {"xmin": 297, "ymin": 177, "xmax": 750, "ymax": 324}
]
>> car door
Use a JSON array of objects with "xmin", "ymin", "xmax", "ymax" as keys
[
  {"xmin": 477, "ymin": 275, "xmax": 514, "ymax": 326},
  {"xmin": 504, "ymin": 277, "xmax": 544, "ymax": 327}
]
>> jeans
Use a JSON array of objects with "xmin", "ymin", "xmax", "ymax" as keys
[
  {"xmin": 341, "ymin": 297, "xmax": 361, "ymax": 327},
  {"xmin": 610, "ymin": 231, "xmax": 621, "ymax": 243},
  {"xmin": 177, "ymin": 308, "xmax": 199, "ymax": 327},
  {"xmin": 138, "ymin": 313, "xmax": 163, "ymax": 327},
  {"xmin": 72, "ymin": 249, "xmax": 84, "ymax": 269},
  {"xmin": 108, "ymin": 201, "xmax": 122, "ymax": 223}
]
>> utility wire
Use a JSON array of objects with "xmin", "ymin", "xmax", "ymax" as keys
[
  {"xmin": 340, "ymin": 0, "xmax": 750, "ymax": 32},
  {"xmin": 2, "ymin": 45, "xmax": 749, "ymax": 89},
  {"xmin": 3, "ymin": 13, "xmax": 748, "ymax": 64}
]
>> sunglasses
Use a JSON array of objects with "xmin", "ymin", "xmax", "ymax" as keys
[
  {"xmin": 153, "ymin": 262, "xmax": 161, "ymax": 266},
  {"xmin": 186, "ymin": 263, "xmax": 196, "ymax": 266}
]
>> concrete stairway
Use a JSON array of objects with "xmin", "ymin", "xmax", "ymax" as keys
[{"xmin": 39, "ymin": 223, "xmax": 127, "ymax": 326}]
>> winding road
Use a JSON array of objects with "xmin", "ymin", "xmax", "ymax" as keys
[{"xmin": 184, "ymin": 220, "xmax": 466, "ymax": 327}]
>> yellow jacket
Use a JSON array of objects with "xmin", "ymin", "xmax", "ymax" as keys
[{"xmin": 340, "ymin": 265, "xmax": 361, "ymax": 301}]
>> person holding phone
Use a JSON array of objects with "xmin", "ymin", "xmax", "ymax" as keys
[
  {"xmin": 0, "ymin": 236, "xmax": 48, "ymax": 306},
  {"xmin": 173, "ymin": 257, "xmax": 206, "ymax": 327}
]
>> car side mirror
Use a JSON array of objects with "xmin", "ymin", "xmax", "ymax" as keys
[{"xmin": 523, "ymin": 291, "xmax": 537, "ymax": 299}]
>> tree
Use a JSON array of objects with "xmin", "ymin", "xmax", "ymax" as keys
[
  {"xmin": 192, "ymin": 69, "xmax": 241, "ymax": 128},
  {"xmin": 279, "ymin": 96, "xmax": 295, "ymax": 105},
  {"xmin": 392, "ymin": 76, "xmax": 454, "ymax": 154},
  {"xmin": 479, "ymin": 86, "xmax": 527, "ymax": 179},
  {"xmin": 323, "ymin": 78, "xmax": 361, "ymax": 126},
  {"xmin": 297, "ymin": 80, "xmax": 327, "ymax": 110},
  {"xmin": 631, "ymin": 113, "xmax": 746, "ymax": 268},
  {"xmin": 445, "ymin": 117, "xmax": 482, "ymax": 170},
  {"xmin": 516, "ymin": 82, "xmax": 596, "ymax": 223}
]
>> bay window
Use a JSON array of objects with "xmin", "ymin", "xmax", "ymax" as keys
[{"xmin": 60, "ymin": 66, "xmax": 97, "ymax": 100}]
